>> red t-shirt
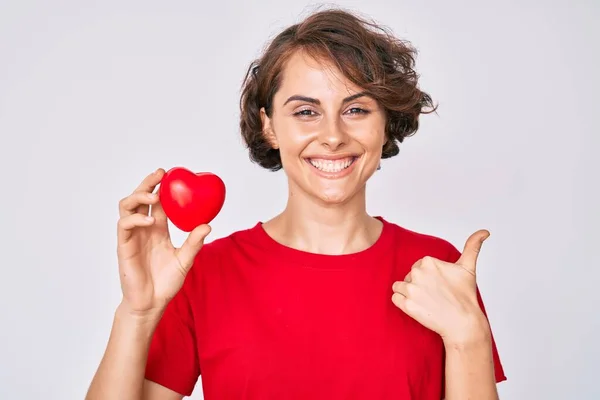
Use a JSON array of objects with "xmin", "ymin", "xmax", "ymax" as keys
[{"xmin": 145, "ymin": 217, "xmax": 506, "ymax": 399}]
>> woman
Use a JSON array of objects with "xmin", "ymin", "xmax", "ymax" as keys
[{"xmin": 87, "ymin": 8, "xmax": 506, "ymax": 400}]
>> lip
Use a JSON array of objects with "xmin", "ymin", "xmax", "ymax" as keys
[
  {"xmin": 304, "ymin": 155, "xmax": 361, "ymax": 180},
  {"xmin": 303, "ymin": 153, "xmax": 360, "ymax": 161}
]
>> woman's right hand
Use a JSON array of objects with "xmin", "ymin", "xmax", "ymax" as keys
[{"xmin": 116, "ymin": 168, "xmax": 211, "ymax": 317}]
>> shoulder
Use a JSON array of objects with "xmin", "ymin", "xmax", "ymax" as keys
[
  {"xmin": 181, "ymin": 223, "xmax": 264, "ymax": 291},
  {"xmin": 200, "ymin": 222, "xmax": 265, "ymax": 253},
  {"xmin": 380, "ymin": 217, "xmax": 462, "ymax": 263},
  {"xmin": 189, "ymin": 222, "xmax": 267, "ymax": 267}
]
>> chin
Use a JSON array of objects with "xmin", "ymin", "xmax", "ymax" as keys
[
  {"xmin": 315, "ymin": 190, "xmax": 350, "ymax": 205},
  {"xmin": 309, "ymin": 182, "xmax": 363, "ymax": 205}
]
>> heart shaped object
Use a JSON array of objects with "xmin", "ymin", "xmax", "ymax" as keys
[{"xmin": 158, "ymin": 167, "xmax": 226, "ymax": 232}]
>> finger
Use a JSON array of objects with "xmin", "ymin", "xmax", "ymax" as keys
[
  {"xmin": 174, "ymin": 224, "xmax": 212, "ymax": 273},
  {"xmin": 134, "ymin": 168, "xmax": 165, "ymax": 215},
  {"xmin": 150, "ymin": 193, "xmax": 168, "ymax": 225},
  {"xmin": 392, "ymin": 281, "xmax": 411, "ymax": 297},
  {"xmin": 411, "ymin": 257, "xmax": 429, "ymax": 271},
  {"xmin": 404, "ymin": 271, "xmax": 412, "ymax": 283},
  {"xmin": 391, "ymin": 293, "xmax": 421, "ymax": 318},
  {"xmin": 456, "ymin": 229, "xmax": 490, "ymax": 275},
  {"xmin": 117, "ymin": 213, "xmax": 155, "ymax": 243},
  {"xmin": 391, "ymin": 292, "xmax": 408, "ymax": 311},
  {"xmin": 134, "ymin": 168, "xmax": 165, "ymax": 193},
  {"xmin": 119, "ymin": 192, "xmax": 159, "ymax": 217}
]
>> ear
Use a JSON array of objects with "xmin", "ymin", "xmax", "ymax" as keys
[{"xmin": 260, "ymin": 107, "xmax": 279, "ymax": 150}]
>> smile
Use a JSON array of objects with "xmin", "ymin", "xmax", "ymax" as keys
[{"xmin": 304, "ymin": 156, "xmax": 359, "ymax": 178}]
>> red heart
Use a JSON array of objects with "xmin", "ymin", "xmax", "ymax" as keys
[{"xmin": 158, "ymin": 167, "xmax": 226, "ymax": 232}]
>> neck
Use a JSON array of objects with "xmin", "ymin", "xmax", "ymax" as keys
[{"xmin": 263, "ymin": 184, "xmax": 382, "ymax": 255}]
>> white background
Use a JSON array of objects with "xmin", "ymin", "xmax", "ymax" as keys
[{"xmin": 0, "ymin": 1, "xmax": 598, "ymax": 399}]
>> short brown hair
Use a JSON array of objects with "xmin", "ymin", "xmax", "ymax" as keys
[{"xmin": 239, "ymin": 8, "xmax": 437, "ymax": 171}]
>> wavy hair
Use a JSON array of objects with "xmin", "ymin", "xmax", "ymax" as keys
[{"xmin": 239, "ymin": 8, "xmax": 437, "ymax": 171}]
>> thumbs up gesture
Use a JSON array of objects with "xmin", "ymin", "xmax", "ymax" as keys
[{"xmin": 391, "ymin": 230, "xmax": 491, "ymax": 343}]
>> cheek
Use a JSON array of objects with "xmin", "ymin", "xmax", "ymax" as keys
[
  {"xmin": 353, "ymin": 129, "xmax": 386, "ymax": 153},
  {"xmin": 278, "ymin": 135, "xmax": 306, "ymax": 159},
  {"xmin": 274, "ymin": 123, "xmax": 315, "ymax": 156},
  {"xmin": 347, "ymin": 115, "xmax": 386, "ymax": 148}
]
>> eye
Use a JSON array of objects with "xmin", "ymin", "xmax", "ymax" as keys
[
  {"xmin": 293, "ymin": 108, "xmax": 318, "ymax": 117},
  {"xmin": 346, "ymin": 107, "xmax": 370, "ymax": 115}
]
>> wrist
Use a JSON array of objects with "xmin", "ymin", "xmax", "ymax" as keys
[
  {"xmin": 443, "ymin": 312, "xmax": 491, "ymax": 349},
  {"xmin": 115, "ymin": 301, "xmax": 164, "ymax": 331}
]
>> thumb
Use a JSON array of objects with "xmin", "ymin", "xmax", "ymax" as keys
[
  {"xmin": 456, "ymin": 229, "xmax": 490, "ymax": 274},
  {"xmin": 175, "ymin": 224, "xmax": 212, "ymax": 271}
]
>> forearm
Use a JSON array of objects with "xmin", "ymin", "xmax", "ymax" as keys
[
  {"xmin": 443, "ymin": 317, "xmax": 498, "ymax": 400},
  {"xmin": 86, "ymin": 303, "xmax": 162, "ymax": 400}
]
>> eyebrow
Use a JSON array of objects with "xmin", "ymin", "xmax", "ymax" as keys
[{"xmin": 283, "ymin": 91, "xmax": 369, "ymax": 106}]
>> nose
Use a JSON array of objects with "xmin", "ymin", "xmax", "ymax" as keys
[{"xmin": 318, "ymin": 117, "xmax": 348, "ymax": 151}]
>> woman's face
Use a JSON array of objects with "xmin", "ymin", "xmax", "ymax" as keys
[{"xmin": 261, "ymin": 50, "xmax": 387, "ymax": 205}]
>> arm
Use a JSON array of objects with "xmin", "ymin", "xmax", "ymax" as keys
[
  {"xmin": 391, "ymin": 233, "xmax": 505, "ymax": 400},
  {"xmin": 87, "ymin": 169, "xmax": 210, "ymax": 399},
  {"xmin": 443, "ymin": 316, "xmax": 498, "ymax": 400},
  {"xmin": 85, "ymin": 303, "xmax": 183, "ymax": 400}
]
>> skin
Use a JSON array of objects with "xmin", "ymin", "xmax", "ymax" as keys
[
  {"xmin": 259, "ymin": 50, "xmax": 387, "ymax": 255},
  {"xmin": 392, "ymin": 232, "xmax": 499, "ymax": 399},
  {"xmin": 85, "ymin": 49, "xmax": 499, "ymax": 399},
  {"xmin": 263, "ymin": 50, "xmax": 499, "ymax": 399},
  {"xmin": 85, "ymin": 168, "xmax": 210, "ymax": 400}
]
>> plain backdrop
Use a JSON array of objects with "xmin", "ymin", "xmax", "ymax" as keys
[{"xmin": 0, "ymin": 0, "xmax": 598, "ymax": 399}]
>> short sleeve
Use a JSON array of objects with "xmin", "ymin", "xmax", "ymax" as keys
[
  {"xmin": 145, "ymin": 263, "xmax": 201, "ymax": 396},
  {"xmin": 445, "ymin": 243, "xmax": 507, "ymax": 384}
]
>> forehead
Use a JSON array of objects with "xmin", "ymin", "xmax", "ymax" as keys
[{"xmin": 276, "ymin": 49, "xmax": 364, "ymax": 98}]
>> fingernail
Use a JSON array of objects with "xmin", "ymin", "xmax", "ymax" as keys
[{"xmin": 145, "ymin": 216, "xmax": 154, "ymax": 222}]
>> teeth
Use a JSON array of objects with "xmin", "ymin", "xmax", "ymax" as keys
[{"xmin": 309, "ymin": 157, "xmax": 355, "ymax": 173}]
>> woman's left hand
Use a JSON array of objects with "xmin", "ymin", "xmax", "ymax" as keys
[{"xmin": 391, "ymin": 230, "xmax": 491, "ymax": 344}]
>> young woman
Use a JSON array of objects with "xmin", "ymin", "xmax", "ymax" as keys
[{"xmin": 87, "ymin": 8, "xmax": 506, "ymax": 400}]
